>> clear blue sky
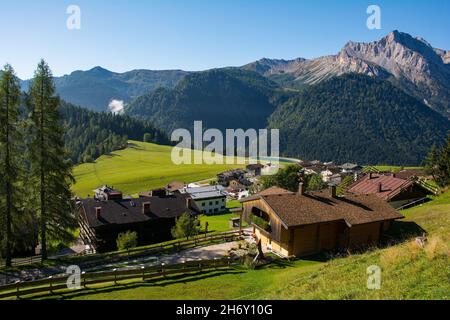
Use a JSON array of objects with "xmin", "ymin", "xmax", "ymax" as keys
[{"xmin": 1, "ymin": 0, "xmax": 449, "ymax": 79}]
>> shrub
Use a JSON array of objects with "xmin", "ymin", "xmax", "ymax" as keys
[{"xmin": 116, "ymin": 231, "xmax": 138, "ymax": 251}]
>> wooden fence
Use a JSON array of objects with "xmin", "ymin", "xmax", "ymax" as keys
[
  {"xmin": 0, "ymin": 257, "xmax": 236, "ymax": 299},
  {"xmin": 0, "ymin": 255, "xmax": 42, "ymax": 268},
  {"xmin": 0, "ymin": 230, "xmax": 243, "ymax": 269},
  {"xmin": 67, "ymin": 230, "xmax": 243, "ymax": 267}
]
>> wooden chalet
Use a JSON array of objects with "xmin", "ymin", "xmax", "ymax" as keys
[
  {"xmin": 79, "ymin": 186, "xmax": 195, "ymax": 252},
  {"xmin": 240, "ymin": 185, "xmax": 403, "ymax": 257},
  {"xmin": 347, "ymin": 172, "xmax": 433, "ymax": 208}
]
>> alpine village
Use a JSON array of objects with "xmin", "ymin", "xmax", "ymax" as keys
[{"xmin": 0, "ymin": 30, "xmax": 449, "ymax": 300}]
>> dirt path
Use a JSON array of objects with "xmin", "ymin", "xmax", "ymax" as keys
[{"xmin": 0, "ymin": 240, "xmax": 244, "ymax": 285}]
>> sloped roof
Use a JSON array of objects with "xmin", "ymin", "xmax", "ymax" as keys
[
  {"xmin": 258, "ymin": 186, "xmax": 294, "ymax": 196},
  {"xmin": 242, "ymin": 187, "xmax": 403, "ymax": 227},
  {"xmin": 347, "ymin": 173, "xmax": 413, "ymax": 201},
  {"xmin": 81, "ymin": 193, "xmax": 191, "ymax": 228}
]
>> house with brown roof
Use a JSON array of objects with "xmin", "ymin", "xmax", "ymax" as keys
[
  {"xmin": 240, "ymin": 184, "xmax": 403, "ymax": 257},
  {"xmin": 347, "ymin": 172, "xmax": 433, "ymax": 208}
]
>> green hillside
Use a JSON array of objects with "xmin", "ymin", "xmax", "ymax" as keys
[
  {"xmin": 269, "ymin": 74, "xmax": 450, "ymax": 165},
  {"xmin": 62, "ymin": 102, "xmax": 169, "ymax": 164},
  {"xmin": 72, "ymin": 140, "xmax": 243, "ymax": 197},
  {"xmin": 125, "ymin": 68, "xmax": 290, "ymax": 134},
  {"xmin": 30, "ymin": 190, "xmax": 449, "ymax": 300}
]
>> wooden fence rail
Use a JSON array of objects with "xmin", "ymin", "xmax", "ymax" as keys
[
  {"xmin": 68, "ymin": 230, "xmax": 243, "ymax": 266},
  {"xmin": 0, "ymin": 257, "xmax": 235, "ymax": 299},
  {"xmin": 0, "ymin": 230, "xmax": 243, "ymax": 269}
]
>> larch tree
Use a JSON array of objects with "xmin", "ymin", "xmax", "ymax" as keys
[
  {"xmin": 0, "ymin": 64, "xmax": 22, "ymax": 267},
  {"xmin": 27, "ymin": 60, "xmax": 76, "ymax": 260}
]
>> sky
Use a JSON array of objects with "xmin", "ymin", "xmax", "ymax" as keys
[{"xmin": 0, "ymin": 0, "xmax": 449, "ymax": 79}]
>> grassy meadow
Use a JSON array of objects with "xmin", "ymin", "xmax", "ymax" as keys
[{"xmin": 72, "ymin": 141, "xmax": 244, "ymax": 197}]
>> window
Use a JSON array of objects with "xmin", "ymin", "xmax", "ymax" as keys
[
  {"xmin": 209, "ymin": 201, "xmax": 213, "ymax": 206},
  {"xmin": 214, "ymin": 208, "xmax": 218, "ymax": 213},
  {"xmin": 215, "ymin": 200, "xmax": 219, "ymax": 205},
  {"xmin": 201, "ymin": 202, "xmax": 205, "ymax": 207},
  {"xmin": 222, "ymin": 198, "xmax": 225, "ymax": 202}
]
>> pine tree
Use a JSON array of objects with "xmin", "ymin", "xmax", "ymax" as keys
[
  {"xmin": 0, "ymin": 64, "xmax": 22, "ymax": 267},
  {"xmin": 27, "ymin": 60, "xmax": 76, "ymax": 260},
  {"xmin": 171, "ymin": 212, "xmax": 200, "ymax": 240},
  {"xmin": 424, "ymin": 144, "xmax": 439, "ymax": 181}
]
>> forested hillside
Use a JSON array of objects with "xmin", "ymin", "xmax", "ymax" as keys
[
  {"xmin": 125, "ymin": 68, "xmax": 291, "ymax": 133},
  {"xmin": 61, "ymin": 102, "xmax": 170, "ymax": 164},
  {"xmin": 269, "ymin": 74, "xmax": 450, "ymax": 165}
]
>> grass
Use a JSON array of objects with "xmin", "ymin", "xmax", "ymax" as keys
[
  {"xmin": 199, "ymin": 212, "xmax": 246, "ymax": 234},
  {"xmin": 72, "ymin": 141, "xmax": 244, "ymax": 197},
  {"xmin": 372, "ymin": 165, "xmax": 423, "ymax": 173},
  {"xmin": 22, "ymin": 190, "xmax": 448, "ymax": 300}
]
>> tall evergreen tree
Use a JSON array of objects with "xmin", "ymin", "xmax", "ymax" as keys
[
  {"xmin": 0, "ymin": 64, "xmax": 22, "ymax": 267},
  {"xmin": 27, "ymin": 60, "xmax": 76, "ymax": 260}
]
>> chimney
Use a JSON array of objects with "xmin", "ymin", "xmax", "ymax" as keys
[
  {"xmin": 330, "ymin": 186, "xmax": 337, "ymax": 198},
  {"xmin": 95, "ymin": 207, "xmax": 101, "ymax": 220},
  {"xmin": 186, "ymin": 197, "xmax": 193, "ymax": 209},
  {"xmin": 142, "ymin": 202, "xmax": 151, "ymax": 215},
  {"xmin": 298, "ymin": 182, "xmax": 305, "ymax": 196},
  {"xmin": 378, "ymin": 182, "xmax": 382, "ymax": 193}
]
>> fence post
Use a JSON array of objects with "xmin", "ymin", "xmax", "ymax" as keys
[
  {"xmin": 15, "ymin": 280, "xmax": 21, "ymax": 299},
  {"xmin": 198, "ymin": 259, "xmax": 202, "ymax": 272},
  {"xmin": 113, "ymin": 268, "xmax": 118, "ymax": 285},
  {"xmin": 141, "ymin": 266, "xmax": 145, "ymax": 281},
  {"xmin": 182, "ymin": 261, "xmax": 186, "ymax": 274},
  {"xmin": 214, "ymin": 257, "xmax": 217, "ymax": 269},
  {"xmin": 48, "ymin": 276, "xmax": 53, "ymax": 294},
  {"xmin": 161, "ymin": 263, "xmax": 166, "ymax": 278},
  {"xmin": 81, "ymin": 271, "xmax": 86, "ymax": 288},
  {"xmin": 227, "ymin": 257, "xmax": 231, "ymax": 267}
]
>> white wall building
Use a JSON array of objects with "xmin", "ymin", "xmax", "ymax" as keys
[{"xmin": 180, "ymin": 185, "xmax": 227, "ymax": 214}]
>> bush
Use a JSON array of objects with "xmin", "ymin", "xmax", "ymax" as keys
[
  {"xmin": 171, "ymin": 212, "xmax": 201, "ymax": 240},
  {"xmin": 116, "ymin": 231, "xmax": 138, "ymax": 251}
]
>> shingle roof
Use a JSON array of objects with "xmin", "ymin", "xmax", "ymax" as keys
[
  {"xmin": 81, "ymin": 193, "xmax": 191, "ymax": 228},
  {"xmin": 242, "ymin": 188, "xmax": 403, "ymax": 227},
  {"xmin": 347, "ymin": 173, "xmax": 413, "ymax": 201},
  {"xmin": 258, "ymin": 186, "xmax": 294, "ymax": 196}
]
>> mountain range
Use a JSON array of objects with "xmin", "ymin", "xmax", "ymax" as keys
[
  {"xmin": 14, "ymin": 30, "xmax": 450, "ymax": 165},
  {"xmin": 244, "ymin": 30, "xmax": 450, "ymax": 118},
  {"xmin": 21, "ymin": 67, "xmax": 189, "ymax": 112}
]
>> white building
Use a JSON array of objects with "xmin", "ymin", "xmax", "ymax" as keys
[{"xmin": 180, "ymin": 185, "xmax": 227, "ymax": 214}]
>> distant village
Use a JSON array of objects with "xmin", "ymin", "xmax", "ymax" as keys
[{"xmin": 76, "ymin": 159, "xmax": 435, "ymax": 257}]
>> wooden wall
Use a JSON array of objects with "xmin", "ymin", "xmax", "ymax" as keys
[{"xmin": 243, "ymin": 198, "xmax": 391, "ymax": 257}]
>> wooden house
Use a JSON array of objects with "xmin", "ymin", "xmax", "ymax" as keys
[
  {"xmin": 347, "ymin": 172, "xmax": 433, "ymax": 208},
  {"xmin": 79, "ymin": 190, "xmax": 195, "ymax": 252},
  {"xmin": 240, "ymin": 185, "xmax": 403, "ymax": 257}
]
